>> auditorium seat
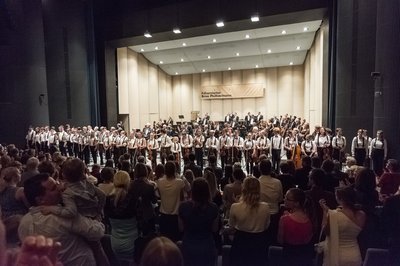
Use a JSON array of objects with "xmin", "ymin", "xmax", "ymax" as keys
[
  {"xmin": 268, "ymin": 246, "xmax": 283, "ymax": 266},
  {"xmin": 362, "ymin": 248, "xmax": 389, "ymax": 266}
]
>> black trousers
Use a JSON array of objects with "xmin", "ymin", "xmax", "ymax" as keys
[{"xmin": 271, "ymin": 149, "xmax": 281, "ymax": 172}]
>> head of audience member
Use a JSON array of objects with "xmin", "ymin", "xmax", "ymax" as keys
[
  {"xmin": 101, "ymin": 167, "xmax": 115, "ymax": 184},
  {"xmin": 346, "ymin": 156, "xmax": 357, "ymax": 168},
  {"xmin": 311, "ymin": 157, "xmax": 321, "ymax": 169},
  {"xmin": 38, "ymin": 160, "xmax": 57, "ymax": 180},
  {"xmin": 141, "ymin": 237, "xmax": 183, "ymax": 266},
  {"xmin": 285, "ymin": 160, "xmax": 296, "ymax": 175},
  {"xmin": 321, "ymin": 159, "xmax": 335, "ymax": 173},
  {"xmin": 259, "ymin": 159, "xmax": 272, "ymax": 176},
  {"xmin": 25, "ymin": 157, "xmax": 39, "ymax": 172},
  {"xmin": 0, "ymin": 167, "xmax": 21, "ymax": 189},
  {"xmin": 62, "ymin": 158, "xmax": 85, "ymax": 183},
  {"xmin": 164, "ymin": 161, "xmax": 176, "ymax": 179},
  {"xmin": 154, "ymin": 164, "xmax": 165, "ymax": 180},
  {"xmin": 137, "ymin": 156, "xmax": 146, "ymax": 164},
  {"xmin": 188, "ymin": 153, "xmax": 196, "ymax": 162},
  {"xmin": 258, "ymin": 154, "xmax": 268, "ymax": 162},
  {"xmin": 386, "ymin": 159, "xmax": 400, "ymax": 173},
  {"xmin": 203, "ymin": 169, "xmax": 218, "ymax": 197},
  {"xmin": 184, "ymin": 169, "xmax": 195, "ymax": 187},
  {"xmin": 91, "ymin": 164, "xmax": 101, "ymax": 175},
  {"xmin": 355, "ymin": 168, "xmax": 376, "ymax": 193},
  {"xmin": 208, "ymin": 155, "xmax": 217, "ymax": 166},
  {"xmin": 167, "ymin": 154, "xmax": 175, "ymax": 162},
  {"xmin": 284, "ymin": 188, "xmax": 307, "ymax": 212},
  {"xmin": 24, "ymin": 173, "xmax": 61, "ymax": 207},
  {"xmin": 335, "ymin": 186, "xmax": 358, "ymax": 211},
  {"xmin": 120, "ymin": 160, "xmax": 131, "ymax": 173},
  {"xmin": 0, "ymin": 155, "xmax": 11, "ymax": 169},
  {"xmin": 232, "ymin": 168, "xmax": 245, "ymax": 182},
  {"xmin": 191, "ymin": 177, "xmax": 211, "ymax": 207},
  {"xmin": 135, "ymin": 163, "xmax": 148, "ymax": 180},
  {"xmin": 224, "ymin": 164, "xmax": 233, "ymax": 183},
  {"xmin": 280, "ymin": 162, "xmax": 290, "ymax": 175},
  {"xmin": 309, "ymin": 168, "xmax": 326, "ymax": 188},
  {"xmin": 240, "ymin": 176, "xmax": 261, "ymax": 209},
  {"xmin": 111, "ymin": 171, "xmax": 131, "ymax": 208},
  {"xmin": 105, "ymin": 159, "xmax": 114, "ymax": 168}
]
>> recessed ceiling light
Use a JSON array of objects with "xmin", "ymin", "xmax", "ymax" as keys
[
  {"xmin": 144, "ymin": 31, "xmax": 152, "ymax": 38},
  {"xmin": 251, "ymin": 15, "xmax": 259, "ymax": 22},
  {"xmin": 281, "ymin": 30, "xmax": 287, "ymax": 34},
  {"xmin": 289, "ymin": 62, "xmax": 293, "ymax": 65},
  {"xmin": 255, "ymin": 65, "xmax": 259, "ymax": 68},
  {"xmin": 245, "ymin": 34, "xmax": 250, "ymax": 39},
  {"xmin": 207, "ymin": 55, "xmax": 211, "ymax": 59},
  {"xmin": 202, "ymin": 69, "xmax": 205, "ymax": 72},
  {"xmin": 180, "ymin": 58, "xmax": 184, "ymax": 62},
  {"xmin": 140, "ymin": 48, "xmax": 144, "ymax": 52},
  {"xmin": 236, "ymin": 52, "xmax": 240, "ymax": 56},
  {"xmin": 175, "ymin": 72, "xmax": 179, "ymax": 75},
  {"xmin": 182, "ymin": 42, "xmax": 186, "ymax": 46},
  {"xmin": 212, "ymin": 38, "xmax": 217, "ymax": 43},
  {"xmin": 155, "ymin": 46, "xmax": 159, "ymax": 50},
  {"xmin": 216, "ymin": 20, "xmax": 224, "ymax": 27},
  {"xmin": 267, "ymin": 49, "xmax": 272, "ymax": 53},
  {"xmin": 303, "ymin": 27, "xmax": 309, "ymax": 32},
  {"xmin": 173, "ymin": 28, "xmax": 181, "ymax": 34},
  {"xmin": 296, "ymin": 46, "xmax": 301, "ymax": 50},
  {"xmin": 228, "ymin": 67, "xmax": 231, "ymax": 70},
  {"xmin": 160, "ymin": 61, "xmax": 163, "ymax": 64}
]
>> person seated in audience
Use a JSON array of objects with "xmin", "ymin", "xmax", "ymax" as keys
[
  {"xmin": 178, "ymin": 178, "xmax": 220, "ymax": 266},
  {"xmin": 140, "ymin": 237, "xmax": 183, "ymax": 266},
  {"xmin": 104, "ymin": 170, "xmax": 138, "ymax": 265},
  {"xmin": 228, "ymin": 176, "xmax": 271, "ymax": 266},
  {"xmin": 305, "ymin": 168, "xmax": 337, "ymax": 243},
  {"xmin": 277, "ymin": 162, "xmax": 295, "ymax": 195},
  {"xmin": 39, "ymin": 158, "xmax": 109, "ymax": 266},
  {"xmin": 381, "ymin": 193, "xmax": 400, "ymax": 266},
  {"xmin": 278, "ymin": 188, "xmax": 315, "ymax": 266},
  {"xmin": 37, "ymin": 160, "xmax": 59, "ymax": 182},
  {"xmin": 223, "ymin": 168, "xmax": 244, "ymax": 217},
  {"xmin": 154, "ymin": 163, "xmax": 165, "ymax": 180},
  {"xmin": 294, "ymin": 156, "xmax": 312, "ymax": 191},
  {"xmin": 378, "ymin": 159, "xmax": 400, "ymax": 197},
  {"xmin": 98, "ymin": 167, "xmax": 115, "ymax": 196},
  {"xmin": 19, "ymin": 173, "xmax": 105, "ymax": 266},
  {"xmin": 156, "ymin": 161, "xmax": 190, "ymax": 242},
  {"xmin": 19, "ymin": 157, "xmax": 39, "ymax": 186}
]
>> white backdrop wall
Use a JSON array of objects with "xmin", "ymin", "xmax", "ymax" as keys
[{"xmin": 118, "ymin": 47, "xmax": 324, "ymax": 130}]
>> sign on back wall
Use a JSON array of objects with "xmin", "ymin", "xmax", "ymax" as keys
[{"xmin": 201, "ymin": 83, "xmax": 265, "ymax": 99}]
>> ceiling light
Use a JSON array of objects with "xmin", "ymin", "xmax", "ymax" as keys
[
  {"xmin": 175, "ymin": 72, "xmax": 179, "ymax": 75},
  {"xmin": 202, "ymin": 69, "xmax": 205, "ymax": 72},
  {"xmin": 251, "ymin": 15, "xmax": 259, "ymax": 22},
  {"xmin": 255, "ymin": 65, "xmax": 259, "ymax": 68},
  {"xmin": 216, "ymin": 20, "xmax": 224, "ymax": 27},
  {"xmin": 140, "ymin": 48, "xmax": 144, "ymax": 52},
  {"xmin": 296, "ymin": 46, "xmax": 301, "ymax": 50},
  {"xmin": 160, "ymin": 61, "xmax": 163, "ymax": 64},
  {"xmin": 281, "ymin": 30, "xmax": 287, "ymax": 34},
  {"xmin": 228, "ymin": 67, "xmax": 231, "ymax": 70},
  {"xmin": 182, "ymin": 42, "xmax": 186, "ymax": 46},
  {"xmin": 289, "ymin": 62, "xmax": 293, "ymax": 65},
  {"xmin": 267, "ymin": 49, "xmax": 272, "ymax": 53},
  {"xmin": 144, "ymin": 31, "xmax": 152, "ymax": 38},
  {"xmin": 236, "ymin": 52, "xmax": 240, "ymax": 56},
  {"xmin": 245, "ymin": 34, "xmax": 250, "ymax": 39},
  {"xmin": 173, "ymin": 28, "xmax": 181, "ymax": 34},
  {"xmin": 180, "ymin": 58, "xmax": 184, "ymax": 62},
  {"xmin": 155, "ymin": 46, "xmax": 159, "ymax": 50},
  {"xmin": 212, "ymin": 38, "xmax": 217, "ymax": 43},
  {"xmin": 303, "ymin": 27, "xmax": 309, "ymax": 32},
  {"xmin": 207, "ymin": 55, "xmax": 211, "ymax": 59}
]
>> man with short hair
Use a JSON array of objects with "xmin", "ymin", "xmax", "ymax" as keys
[{"xmin": 18, "ymin": 173, "xmax": 105, "ymax": 266}]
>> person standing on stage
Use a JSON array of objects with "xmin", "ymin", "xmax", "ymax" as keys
[
  {"xmin": 219, "ymin": 129, "xmax": 229, "ymax": 171},
  {"xmin": 89, "ymin": 130, "xmax": 98, "ymax": 165},
  {"xmin": 147, "ymin": 132, "xmax": 159, "ymax": 170},
  {"xmin": 301, "ymin": 134, "xmax": 316, "ymax": 158},
  {"xmin": 351, "ymin": 129, "xmax": 368, "ymax": 166},
  {"xmin": 369, "ymin": 130, "xmax": 387, "ymax": 176},
  {"xmin": 331, "ymin": 128, "xmax": 346, "ymax": 163},
  {"xmin": 193, "ymin": 128, "xmax": 205, "ymax": 169},
  {"xmin": 136, "ymin": 131, "xmax": 147, "ymax": 159},
  {"xmin": 159, "ymin": 129, "xmax": 173, "ymax": 165},
  {"xmin": 314, "ymin": 127, "xmax": 331, "ymax": 161},
  {"xmin": 25, "ymin": 126, "xmax": 35, "ymax": 150},
  {"xmin": 180, "ymin": 130, "xmax": 193, "ymax": 166},
  {"xmin": 58, "ymin": 125, "xmax": 68, "ymax": 156},
  {"xmin": 256, "ymin": 130, "xmax": 270, "ymax": 159},
  {"xmin": 127, "ymin": 130, "xmax": 137, "ymax": 165},
  {"xmin": 270, "ymin": 128, "xmax": 284, "ymax": 173},
  {"xmin": 205, "ymin": 130, "xmax": 219, "ymax": 164},
  {"xmin": 243, "ymin": 132, "xmax": 256, "ymax": 175},
  {"xmin": 47, "ymin": 127, "xmax": 58, "ymax": 155}
]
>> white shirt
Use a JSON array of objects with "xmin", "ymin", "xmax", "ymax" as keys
[
  {"xmin": 229, "ymin": 201, "xmax": 270, "ymax": 233},
  {"xmin": 259, "ymin": 175, "xmax": 283, "ymax": 214}
]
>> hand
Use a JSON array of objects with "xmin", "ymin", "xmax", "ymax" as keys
[
  {"xmin": 12, "ymin": 235, "xmax": 62, "ymax": 266},
  {"xmin": 319, "ymin": 199, "xmax": 329, "ymax": 213}
]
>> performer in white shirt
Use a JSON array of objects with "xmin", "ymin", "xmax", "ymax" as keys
[
  {"xmin": 369, "ymin": 130, "xmax": 387, "ymax": 176},
  {"xmin": 301, "ymin": 134, "xmax": 317, "ymax": 157},
  {"xmin": 147, "ymin": 132, "xmax": 159, "ymax": 170},
  {"xmin": 231, "ymin": 129, "xmax": 244, "ymax": 164},
  {"xmin": 243, "ymin": 132, "xmax": 256, "ymax": 175},
  {"xmin": 351, "ymin": 129, "xmax": 368, "ymax": 166},
  {"xmin": 180, "ymin": 130, "xmax": 193, "ymax": 165},
  {"xmin": 314, "ymin": 127, "xmax": 331, "ymax": 161},
  {"xmin": 193, "ymin": 128, "xmax": 205, "ymax": 169},
  {"xmin": 205, "ymin": 130, "xmax": 219, "ymax": 163},
  {"xmin": 171, "ymin": 136, "xmax": 182, "ymax": 167},
  {"xmin": 270, "ymin": 127, "xmax": 284, "ymax": 172},
  {"xmin": 331, "ymin": 128, "xmax": 346, "ymax": 163},
  {"xmin": 159, "ymin": 129, "xmax": 172, "ymax": 164}
]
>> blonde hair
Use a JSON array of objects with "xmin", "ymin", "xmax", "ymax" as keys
[
  {"xmin": 240, "ymin": 176, "xmax": 260, "ymax": 209},
  {"xmin": 111, "ymin": 170, "xmax": 130, "ymax": 207},
  {"xmin": 0, "ymin": 167, "xmax": 20, "ymax": 193},
  {"xmin": 203, "ymin": 169, "xmax": 217, "ymax": 196}
]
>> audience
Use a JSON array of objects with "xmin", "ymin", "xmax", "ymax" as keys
[{"xmin": 140, "ymin": 237, "xmax": 183, "ymax": 266}]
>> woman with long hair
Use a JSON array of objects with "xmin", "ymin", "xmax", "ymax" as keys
[
  {"xmin": 104, "ymin": 170, "xmax": 138, "ymax": 265},
  {"xmin": 320, "ymin": 186, "xmax": 366, "ymax": 266},
  {"xmin": 178, "ymin": 178, "xmax": 220, "ymax": 266},
  {"xmin": 278, "ymin": 188, "xmax": 315, "ymax": 266},
  {"xmin": 228, "ymin": 176, "xmax": 271, "ymax": 266}
]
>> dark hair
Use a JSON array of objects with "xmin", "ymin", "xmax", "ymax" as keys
[
  {"xmin": 387, "ymin": 159, "xmax": 400, "ymax": 172},
  {"xmin": 233, "ymin": 168, "xmax": 245, "ymax": 182},
  {"xmin": 135, "ymin": 163, "xmax": 148, "ymax": 179},
  {"xmin": 62, "ymin": 158, "xmax": 85, "ymax": 182},
  {"xmin": 321, "ymin": 159, "xmax": 335, "ymax": 173},
  {"xmin": 167, "ymin": 154, "xmax": 175, "ymax": 162},
  {"xmin": 309, "ymin": 168, "xmax": 325, "ymax": 187},
  {"xmin": 105, "ymin": 159, "xmax": 114, "ymax": 168},
  {"xmin": 164, "ymin": 161, "xmax": 176, "ymax": 178},
  {"xmin": 224, "ymin": 164, "xmax": 233, "ymax": 183},
  {"xmin": 188, "ymin": 153, "xmax": 196, "ymax": 161},
  {"xmin": 24, "ymin": 173, "xmax": 50, "ymax": 206},
  {"xmin": 120, "ymin": 160, "xmax": 131, "ymax": 173},
  {"xmin": 259, "ymin": 159, "xmax": 272, "ymax": 175},
  {"xmin": 154, "ymin": 164, "xmax": 165, "ymax": 179},
  {"xmin": 191, "ymin": 178, "xmax": 211, "ymax": 206},
  {"xmin": 137, "ymin": 156, "xmax": 146, "ymax": 164},
  {"xmin": 311, "ymin": 157, "xmax": 321, "ymax": 168},
  {"xmin": 38, "ymin": 161, "xmax": 56, "ymax": 176},
  {"xmin": 355, "ymin": 168, "xmax": 376, "ymax": 193},
  {"xmin": 336, "ymin": 186, "xmax": 357, "ymax": 211},
  {"xmin": 209, "ymin": 155, "xmax": 217, "ymax": 165},
  {"xmin": 302, "ymin": 156, "xmax": 312, "ymax": 168},
  {"xmin": 101, "ymin": 167, "xmax": 115, "ymax": 183},
  {"xmin": 280, "ymin": 162, "xmax": 290, "ymax": 174}
]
